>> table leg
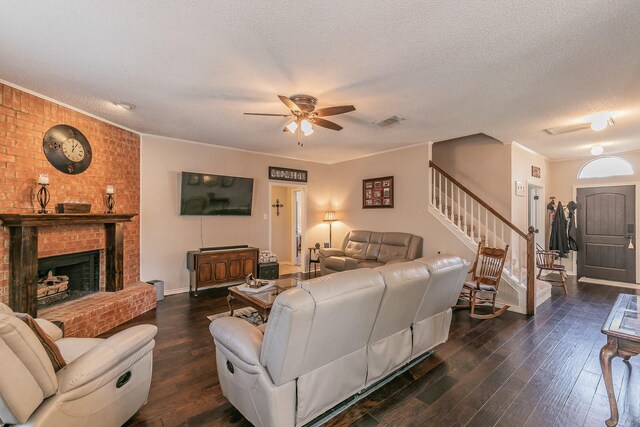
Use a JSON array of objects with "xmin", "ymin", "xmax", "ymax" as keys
[
  {"xmin": 227, "ymin": 294, "xmax": 235, "ymax": 316},
  {"xmin": 600, "ymin": 342, "xmax": 619, "ymax": 427}
]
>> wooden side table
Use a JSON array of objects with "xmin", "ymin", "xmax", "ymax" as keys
[
  {"xmin": 308, "ymin": 247, "xmax": 320, "ymax": 277},
  {"xmin": 600, "ymin": 293, "xmax": 640, "ymax": 426}
]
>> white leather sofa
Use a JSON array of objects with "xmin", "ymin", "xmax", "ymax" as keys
[
  {"xmin": 210, "ymin": 255, "xmax": 468, "ymax": 427},
  {"xmin": 0, "ymin": 302, "xmax": 157, "ymax": 427}
]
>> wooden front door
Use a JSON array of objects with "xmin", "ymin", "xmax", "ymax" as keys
[{"xmin": 577, "ymin": 185, "xmax": 635, "ymax": 282}]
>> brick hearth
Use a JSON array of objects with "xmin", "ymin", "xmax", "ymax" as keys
[{"xmin": 39, "ymin": 281, "xmax": 156, "ymax": 337}]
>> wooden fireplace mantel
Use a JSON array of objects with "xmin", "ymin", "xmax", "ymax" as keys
[{"xmin": 0, "ymin": 213, "xmax": 138, "ymax": 316}]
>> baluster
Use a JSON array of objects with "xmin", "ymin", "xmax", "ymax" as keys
[
  {"xmin": 470, "ymin": 199, "xmax": 475, "ymax": 243},
  {"xmin": 493, "ymin": 216, "xmax": 497, "ymax": 247},
  {"xmin": 432, "ymin": 168, "xmax": 436, "ymax": 206},
  {"xmin": 444, "ymin": 177, "xmax": 448, "ymax": 219},
  {"xmin": 463, "ymin": 194, "xmax": 468, "ymax": 235},
  {"xmin": 484, "ymin": 206, "xmax": 488, "ymax": 245},
  {"xmin": 457, "ymin": 187, "xmax": 461, "ymax": 229},
  {"xmin": 437, "ymin": 172, "xmax": 440, "ymax": 212}
]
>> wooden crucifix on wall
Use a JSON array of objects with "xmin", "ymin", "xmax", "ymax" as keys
[{"xmin": 272, "ymin": 198, "xmax": 284, "ymax": 216}]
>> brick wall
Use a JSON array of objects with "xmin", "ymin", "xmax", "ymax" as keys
[{"xmin": 0, "ymin": 83, "xmax": 140, "ymax": 304}]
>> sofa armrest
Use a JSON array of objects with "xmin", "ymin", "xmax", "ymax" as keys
[
  {"xmin": 34, "ymin": 318, "xmax": 64, "ymax": 341},
  {"xmin": 319, "ymin": 248, "xmax": 344, "ymax": 258},
  {"xmin": 209, "ymin": 317, "xmax": 263, "ymax": 366},
  {"xmin": 56, "ymin": 324, "xmax": 157, "ymax": 393}
]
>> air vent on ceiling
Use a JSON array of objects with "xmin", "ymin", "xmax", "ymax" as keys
[{"xmin": 375, "ymin": 115, "xmax": 407, "ymax": 128}]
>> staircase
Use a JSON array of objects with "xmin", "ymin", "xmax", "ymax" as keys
[{"xmin": 428, "ymin": 161, "xmax": 539, "ymax": 315}]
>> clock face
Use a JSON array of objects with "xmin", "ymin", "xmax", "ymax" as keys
[
  {"xmin": 62, "ymin": 138, "xmax": 86, "ymax": 162},
  {"xmin": 42, "ymin": 125, "xmax": 92, "ymax": 174}
]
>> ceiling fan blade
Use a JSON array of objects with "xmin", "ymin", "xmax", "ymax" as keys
[
  {"xmin": 314, "ymin": 105, "xmax": 356, "ymax": 117},
  {"xmin": 312, "ymin": 118, "xmax": 343, "ymax": 131},
  {"xmin": 543, "ymin": 123, "xmax": 591, "ymax": 135},
  {"xmin": 244, "ymin": 112, "xmax": 292, "ymax": 117},
  {"xmin": 278, "ymin": 95, "xmax": 302, "ymax": 114}
]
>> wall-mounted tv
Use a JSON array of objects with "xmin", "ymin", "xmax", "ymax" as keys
[{"xmin": 180, "ymin": 172, "xmax": 254, "ymax": 216}]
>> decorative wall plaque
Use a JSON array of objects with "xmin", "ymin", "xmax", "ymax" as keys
[{"xmin": 269, "ymin": 166, "xmax": 307, "ymax": 182}]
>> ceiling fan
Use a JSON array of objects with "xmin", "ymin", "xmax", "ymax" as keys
[
  {"xmin": 544, "ymin": 116, "xmax": 614, "ymax": 135},
  {"xmin": 244, "ymin": 95, "xmax": 355, "ymax": 145}
]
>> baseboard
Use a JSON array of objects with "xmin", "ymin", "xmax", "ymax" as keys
[
  {"xmin": 578, "ymin": 277, "xmax": 640, "ymax": 290},
  {"xmin": 163, "ymin": 286, "xmax": 190, "ymax": 296}
]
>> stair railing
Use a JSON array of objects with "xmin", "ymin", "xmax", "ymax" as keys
[{"xmin": 429, "ymin": 160, "xmax": 536, "ymax": 315}]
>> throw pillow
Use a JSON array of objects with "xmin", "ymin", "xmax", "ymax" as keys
[{"xmin": 15, "ymin": 313, "xmax": 67, "ymax": 372}]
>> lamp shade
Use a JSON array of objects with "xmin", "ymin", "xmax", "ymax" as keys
[{"xmin": 323, "ymin": 210, "xmax": 337, "ymax": 222}]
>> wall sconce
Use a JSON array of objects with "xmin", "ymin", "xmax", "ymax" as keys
[{"xmin": 323, "ymin": 210, "xmax": 338, "ymax": 247}]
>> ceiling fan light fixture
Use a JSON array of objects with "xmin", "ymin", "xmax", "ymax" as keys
[
  {"xmin": 286, "ymin": 121, "xmax": 298, "ymax": 133},
  {"xmin": 591, "ymin": 145, "xmax": 604, "ymax": 156},
  {"xmin": 300, "ymin": 119, "xmax": 313, "ymax": 134}
]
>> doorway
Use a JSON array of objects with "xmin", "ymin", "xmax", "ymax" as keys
[
  {"xmin": 269, "ymin": 183, "xmax": 307, "ymax": 274},
  {"xmin": 576, "ymin": 185, "xmax": 636, "ymax": 282},
  {"xmin": 528, "ymin": 183, "xmax": 545, "ymax": 249}
]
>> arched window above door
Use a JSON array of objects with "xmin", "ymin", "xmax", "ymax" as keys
[{"xmin": 578, "ymin": 156, "xmax": 634, "ymax": 179}]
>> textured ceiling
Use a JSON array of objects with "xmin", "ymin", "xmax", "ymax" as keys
[{"xmin": 1, "ymin": 1, "xmax": 640, "ymax": 163}]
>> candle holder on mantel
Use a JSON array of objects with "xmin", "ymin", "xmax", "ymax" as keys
[
  {"xmin": 105, "ymin": 185, "xmax": 116, "ymax": 214},
  {"xmin": 36, "ymin": 174, "xmax": 50, "ymax": 214}
]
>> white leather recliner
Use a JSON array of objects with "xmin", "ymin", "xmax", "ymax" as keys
[
  {"xmin": 210, "ymin": 255, "xmax": 469, "ymax": 427},
  {"xmin": 0, "ymin": 302, "xmax": 157, "ymax": 427}
]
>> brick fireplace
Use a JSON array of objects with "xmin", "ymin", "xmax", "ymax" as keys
[{"xmin": 0, "ymin": 83, "xmax": 155, "ymax": 337}]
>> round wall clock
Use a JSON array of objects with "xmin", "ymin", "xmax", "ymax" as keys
[{"xmin": 42, "ymin": 125, "xmax": 92, "ymax": 174}]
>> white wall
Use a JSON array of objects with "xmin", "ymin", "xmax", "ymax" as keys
[
  {"xmin": 510, "ymin": 143, "xmax": 551, "ymax": 244},
  {"xmin": 432, "ymin": 133, "xmax": 512, "ymax": 218},
  {"xmin": 328, "ymin": 143, "xmax": 476, "ymax": 259},
  {"xmin": 270, "ymin": 186, "xmax": 292, "ymax": 262},
  {"xmin": 140, "ymin": 135, "xmax": 331, "ymax": 293}
]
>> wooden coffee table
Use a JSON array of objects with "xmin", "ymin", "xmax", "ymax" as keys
[
  {"xmin": 227, "ymin": 278, "xmax": 298, "ymax": 322},
  {"xmin": 600, "ymin": 293, "xmax": 640, "ymax": 426}
]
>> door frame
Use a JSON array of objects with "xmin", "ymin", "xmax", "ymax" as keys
[
  {"xmin": 527, "ymin": 181, "xmax": 545, "ymax": 250},
  {"xmin": 268, "ymin": 182, "xmax": 308, "ymax": 268},
  {"xmin": 573, "ymin": 181, "xmax": 640, "ymax": 283}
]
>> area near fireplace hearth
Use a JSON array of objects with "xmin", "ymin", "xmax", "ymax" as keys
[{"xmin": 0, "ymin": 83, "xmax": 155, "ymax": 337}]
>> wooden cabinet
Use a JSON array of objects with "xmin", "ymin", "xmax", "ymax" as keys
[{"xmin": 187, "ymin": 246, "xmax": 258, "ymax": 296}]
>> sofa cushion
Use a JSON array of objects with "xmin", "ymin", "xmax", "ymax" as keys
[
  {"xmin": 325, "ymin": 256, "xmax": 359, "ymax": 271},
  {"xmin": 357, "ymin": 260, "xmax": 384, "ymax": 269},
  {"xmin": 377, "ymin": 232, "xmax": 413, "ymax": 263},
  {"xmin": 344, "ymin": 230, "xmax": 372, "ymax": 259},
  {"xmin": 344, "ymin": 241, "xmax": 368, "ymax": 259}
]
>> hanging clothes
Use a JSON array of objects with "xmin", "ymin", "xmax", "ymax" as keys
[
  {"xmin": 567, "ymin": 201, "xmax": 578, "ymax": 251},
  {"xmin": 549, "ymin": 201, "xmax": 570, "ymax": 257}
]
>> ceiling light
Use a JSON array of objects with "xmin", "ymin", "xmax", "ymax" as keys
[
  {"xmin": 300, "ymin": 119, "xmax": 313, "ymax": 134},
  {"xmin": 590, "ymin": 117, "xmax": 609, "ymax": 131},
  {"xmin": 286, "ymin": 121, "xmax": 298, "ymax": 134},
  {"xmin": 114, "ymin": 102, "xmax": 134, "ymax": 111},
  {"xmin": 591, "ymin": 145, "xmax": 604, "ymax": 156}
]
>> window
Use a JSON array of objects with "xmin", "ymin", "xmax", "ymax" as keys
[{"xmin": 578, "ymin": 156, "xmax": 634, "ymax": 179}]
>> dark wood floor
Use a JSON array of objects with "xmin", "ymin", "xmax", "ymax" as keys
[{"xmin": 111, "ymin": 276, "xmax": 640, "ymax": 427}]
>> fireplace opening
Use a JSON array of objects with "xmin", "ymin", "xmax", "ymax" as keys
[{"xmin": 37, "ymin": 250, "xmax": 100, "ymax": 309}]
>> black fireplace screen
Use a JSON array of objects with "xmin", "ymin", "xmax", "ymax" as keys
[{"xmin": 37, "ymin": 250, "xmax": 100, "ymax": 309}]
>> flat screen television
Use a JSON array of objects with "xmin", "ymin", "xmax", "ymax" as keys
[{"xmin": 180, "ymin": 172, "xmax": 254, "ymax": 216}]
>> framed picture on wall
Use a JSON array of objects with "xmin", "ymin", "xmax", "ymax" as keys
[{"xmin": 363, "ymin": 176, "xmax": 394, "ymax": 209}]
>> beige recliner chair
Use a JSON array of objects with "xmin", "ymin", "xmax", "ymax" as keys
[{"xmin": 0, "ymin": 302, "xmax": 157, "ymax": 427}]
